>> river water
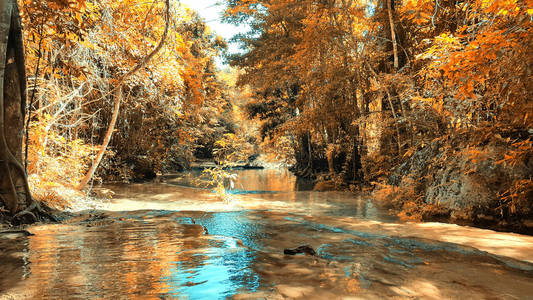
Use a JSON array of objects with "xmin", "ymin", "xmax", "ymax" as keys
[{"xmin": 1, "ymin": 168, "xmax": 533, "ymax": 299}]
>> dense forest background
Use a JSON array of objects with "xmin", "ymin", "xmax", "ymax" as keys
[
  {"xmin": 223, "ymin": 0, "xmax": 532, "ymax": 226},
  {"xmin": 14, "ymin": 0, "xmax": 257, "ymax": 209},
  {"xmin": 1, "ymin": 0, "xmax": 531, "ymax": 229}
]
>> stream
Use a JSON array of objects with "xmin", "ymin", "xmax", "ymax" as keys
[{"xmin": 1, "ymin": 168, "xmax": 533, "ymax": 299}]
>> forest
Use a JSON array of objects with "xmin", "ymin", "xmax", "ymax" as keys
[
  {"xmin": 223, "ymin": 0, "xmax": 532, "ymax": 228},
  {"xmin": 0, "ymin": 0, "xmax": 532, "ymax": 299}
]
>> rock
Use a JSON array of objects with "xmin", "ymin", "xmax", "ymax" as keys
[
  {"xmin": 388, "ymin": 139, "xmax": 533, "ymax": 225},
  {"xmin": 476, "ymin": 214, "xmax": 496, "ymax": 223},
  {"xmin": 126, "ymin": 155, "xmax": 156, "ymax": 181},
  {"xmin": 168, "ymin": 156, "xmax": 190, "ymax": 172},
  {"xmin": 190, "ymin": 160, "xmax": 218, "ymax": 170},
  {"xmin": 450, "ymin": 209, "xmax": 474, "ymax": 222},
  {"xmin": 283, "ymin": 245, "xmax": 316, "ymax": 256},
  {"xmin": 424, "ymin": 144, "xmax": 531, "ymax": 217},
  {"xmin": 425, "ymin": 170, "xmax": 496, "ymax": 210},
  {"xmin": 388, "ymin": 143, "xmax": 441, "ymax": 186},
  {"xmin": 523, "ymin": 220, "xmax": 533, "ymax": 228}
]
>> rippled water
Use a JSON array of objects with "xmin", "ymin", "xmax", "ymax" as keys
[{"xmin": 1, "ymin": 168, "xmax": 533, "ymax": 299}]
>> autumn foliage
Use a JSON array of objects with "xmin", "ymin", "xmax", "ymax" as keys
[
  {"xmin": 8, "ymin": 0, "xmax": 533, "ymax": 226},
  {"xmin": 225, "ymin": 0, "xmax": 532, "ymax": 223},
  {"xmin": 19, "ymin": 0, "xmax": 236, "ymax": 206}
]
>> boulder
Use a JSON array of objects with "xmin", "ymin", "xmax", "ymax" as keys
[{"xmin": 387, "ymin": 139, "xmax": 532, "ymax": 225}]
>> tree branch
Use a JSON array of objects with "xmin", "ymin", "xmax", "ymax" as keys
[{"xmin": 77, "ymin": 0, "xmax": 171, "ymax": 190}]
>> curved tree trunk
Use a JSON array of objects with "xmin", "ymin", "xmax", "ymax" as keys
[
  {"xmin": 0, "ymin": 0, "xmax": 45, "ymax": 223},
  {"xmin": 77, "ymin": 0, "xmax": 171, "ymax": 190}
]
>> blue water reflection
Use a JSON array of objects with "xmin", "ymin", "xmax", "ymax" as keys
[
  {"xmin": 195, "ymin": 211, "xmax": 267, "ymax": 249},
  {"xmin": 161, "ymin": 211, "xmax": 263, "ymax": 298}
]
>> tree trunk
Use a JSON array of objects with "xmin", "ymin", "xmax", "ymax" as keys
[
  {"xmin": 77, "ymin": 87, "xmax": 122, "ymax": 189},
  {"xmin": 366, "ymin": 61, "xmax": 402, "ymax": 154},
  {"xmin": 326, "ymin": 144, "xmax": 335, "ymax": 175},
  {"xmin": 387, "ymin": 0, "xmax": 399, "ymax": 70},
  {"xmin": 77, "ymin": 0, "xmax": 171, "ymax": 190},
  {"xmin": 0, "ymin": 0, "xmax": 46, "ymax": 223}
]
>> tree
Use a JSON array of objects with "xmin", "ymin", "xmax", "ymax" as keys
[
  {"xmin": 0, "ymin": 0, "xmax": 46, "ymax": 223},
  {"xmin": 77, "ymin": 0, "xmax": 171, "ymax": 190},
  {"xmin": 225, "ymin": 0, "xmax": 367, "ymax": 182},
  {"xmin": 17, "ymin": 0, "xmax": 236, "ymax": 193}
]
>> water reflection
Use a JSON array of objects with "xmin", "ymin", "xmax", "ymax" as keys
[
  {"xmin": 2, "ymin": 209, "xmax": 533, "ymax": 299},
  {"xmin": 163, "ymin": 236, "xmax": 258, "ymax": 298},
  {"xmin": 1, "ymin": 169, "xmax": 533, "ymax": 299},
  {"xmin": 1, "ymin": 212, "xmax": 262, "ymax": 299},
  {"xmin": 162, "ymin": 211, "xmax": 263, "ymax": 298},
  {"xmin": 105, "ymin": 169, "xmax": 395, "ymax": 222},
  {"xmin": 166, "ymin": 168, "xmax": 314, "ymax": 192}
]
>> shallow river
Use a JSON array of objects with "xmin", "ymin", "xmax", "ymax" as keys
[{"xmin": 1, "ymin": 168, "xmax": 533, "ymax": 299}]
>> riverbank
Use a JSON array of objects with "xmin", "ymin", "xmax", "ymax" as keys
[{"xmin": 367, "ymin": 132, "xmax": 533, "ymax": 235}]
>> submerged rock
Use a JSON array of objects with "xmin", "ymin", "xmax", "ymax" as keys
[{"xmin": 284, "ymin": 245, "xmax": 317, "ymax": 256}]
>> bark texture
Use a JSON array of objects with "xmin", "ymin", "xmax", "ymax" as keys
[{"xmin": 0, "ymin": 0, "xmax": 45, "ymax": 223}]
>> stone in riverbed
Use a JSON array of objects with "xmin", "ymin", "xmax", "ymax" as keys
[{"xmin": 283, "ymin": 245, "xmax": 317, "ymax": 256}]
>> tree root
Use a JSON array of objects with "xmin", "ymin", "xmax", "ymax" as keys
[
  {"xmin": 1, "ymin": 139, "xmax": 56, "ymax": 224},
  {"xmin": 13, "ymin": 207, "xmax": 37, "ymax": 223},
  {"xmin": 12, "ymin": 199, "xmax": 57, "ymax": 224},
  {"xmin": 1, "ymin": 145, "xmax": 34, "ymax": 212}
]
